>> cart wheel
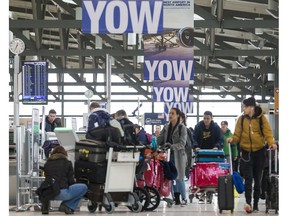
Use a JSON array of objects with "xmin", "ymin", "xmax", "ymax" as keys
[
  {"xmin": 103, "ymin": 193, "xmax": 115, "ymax": 214},
  {"xmin": 87, "ymin": 200, "xmax": 97, "ymax": 213},
  {"xmin": 104, "ymin": 202, "xmax": 115, "ymax": 214},
  {"xmin": 144, "ymin": 186, "xmax": 161, "ymax": 211},
  {"xmin": 189, "ymin": 194, "xmax": 194, "ymax": 203},
  {"xmin": 133, "ymin": 187, "xmax": 150, "ymax": 211},
  {"xmin": 219, "ymin": 209, "xmax": 222, "ymax": 213},
  {"xmin": 129, "ymin": 201, "xmax": 142, "ymax": 213},
  {"xmin": 207, "ymin": 193, "xmax": 213, "ymax": 204},
  {"xmin": 231, "ymin": 209, "xmax": 234, "ymax": 213}
]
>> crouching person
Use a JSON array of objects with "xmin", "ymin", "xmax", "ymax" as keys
[{"xmin": 42, "ymin": 146, "xmax": 87, "ymax": 214}]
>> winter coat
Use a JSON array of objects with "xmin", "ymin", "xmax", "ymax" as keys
[
  {"xmin": 43, "ymin": 153, "xmax": 75, "ymax": 189},
  {"xmin": 87, "ymin": 108, "xmax": 111, "ymax": 131},
  {"xmin": 231, "ymin": 106, "xmax": 275, "ymax": 152},
  {"xmin": 222, "ymin": 128, "xmax": 238, "ymax": 158},
  {"xmin": 157, "ymin": 122, "xmax": 187, "ymax": 180},
  {"xmin": 193, "ymin": 120, "xmax": 224, "ymax": 149},
  {"xmin": 136, "ymin": 128, "xmax": 148, "ymax": 145},
  {"xmin": 41, "ymin": 116, "xmax": 60, "ymax": 132}
]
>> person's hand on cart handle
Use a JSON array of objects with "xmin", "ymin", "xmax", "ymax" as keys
[
  {"xmin": 270, "ymin": 143, "xmax": 277, "ymax": 150},
  {"xmin": 226, "ymin": 137, "xmax": 233, "ymax": 144},
  {"xmin": 195, "ymin": 147, "xmax": 200, "ymax": 151},
  {"xmin": 163, "ymin": 142, "xmax": 172, "ymax": 150}
]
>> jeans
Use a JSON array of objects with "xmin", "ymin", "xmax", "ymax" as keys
[
  {"xmin": 54, "ymin": 183, "xmax": 88, "ymax": 210},
  {"xmin": 170, "ymin": 153, "xmax": 187, "ymax": 200},
  {"xmin": 240, "ymin": 148, "xmax": 265, "ymax": 206},
  {"xmin": 172, "ymin": 179, "xmax": 187, "ymax": 200}
]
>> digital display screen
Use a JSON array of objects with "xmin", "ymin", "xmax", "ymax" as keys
[{"xmin": 22, "ymin": 61, "xmax": 48, "ymax": 105}]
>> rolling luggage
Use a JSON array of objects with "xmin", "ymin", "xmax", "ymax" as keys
[
  {"xmin": 74, "ymin": 160, "xmax": 107, "ymax": 184},
  {"xmin": 218, "ymin": 144, "xmax": 234, "ymax": 213},
  {"xmin": 265, "ymin": 149, "xmax": 279, "ymax": 214},
  {"xmin": 195, "ymin": 149, "xmax": 225, "ymax": 163},
  {"xmin": 75, "ymin": 139, "xmax": 107, "ymax": 163}
]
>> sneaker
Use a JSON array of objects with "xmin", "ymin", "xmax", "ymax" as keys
[
  {"xmin": 181, "ymin": 199, "xmax": 188, "ymax": 206},
  {"xmin": 244, "ymin": 203, "xmax": 252, "ymax": 214}
]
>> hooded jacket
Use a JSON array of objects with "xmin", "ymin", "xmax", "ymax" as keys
[
  {"xmin": 231, "ymin": 106, "xmax": 275, "ymax": 152},
  {"xmin": 43, "ymin": 153, "xmax": 75, "ymax": 189},
  {"xmin": 193, "ymin": 120, "xmax": 224, "ymax": 149},
  {"xmin": 87, "ymin": 108, "xmax": 111, "ymax": 131}
]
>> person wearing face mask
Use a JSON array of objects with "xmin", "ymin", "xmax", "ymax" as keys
[
  {"xmin": 226, "ymin": 97, "xmax": 277, "ymax": 214},
  {"xmin": 192, "ymin": 111, "xmax": 224, "ymax": 150}
]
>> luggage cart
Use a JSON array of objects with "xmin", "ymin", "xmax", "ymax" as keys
[
  {"xmin": 188, "ymin": 150, "xmax": 230, "ymax": 204},
  {"xmin": 84, "ymin": 146, "xmax": 143, "ymax": 214},
  {"xmin": 136, "ymin": 146, "xmax": 174, "ymax": 211}
]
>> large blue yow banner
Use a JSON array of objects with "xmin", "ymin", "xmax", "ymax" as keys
[{"xmin": 82, "ymin": 0, "xmax": 163, "ymax": 34}]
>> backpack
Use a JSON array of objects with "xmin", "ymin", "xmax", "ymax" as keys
[
  {"xmin": 42, "ymin": 140, "xmax": 60, "ymax": 158},
  {"xmin": 118, "ymin": 118, "xmax": 137, "ymax": 145},
  {"xmin": 145, "ymin": 132, "xmax": 153, "ymax": 144},
  {"xmin": 178, "ymin": 125, "xmax": 193, "ymax": 161}
]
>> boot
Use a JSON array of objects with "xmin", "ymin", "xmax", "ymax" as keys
[
  {"xmin": 174, "ymin": 192, "xmax": 181, "ymax": 205},
  {"xmin": 41, "ymin": 201, "xmax": 50, "ymax": 214}
]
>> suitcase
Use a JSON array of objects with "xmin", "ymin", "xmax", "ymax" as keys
[
  {"xmin": 75, "ymin": 139, "xmax": 107, "ymax": 163},
  {"xmin": 86, "ymin": 125, "xmax": 122, "ymax": 144},
  {"xmin": 195, "ymin": 149, "xmax": 225, "ymax": 163},
  {"xmin": 218, "ymin": 144, "xmax": 234, "ymax": 213},
  {"xmin": 265, "ymin": 149, "xmax": 279, "ymax": 214},
  {"xmin": 74, "ymin": 160, "xmax": 107, "ymax": 184},
  {"xmin": 218, "ymin": 174, "xmax": 234, "ymax": 213}
]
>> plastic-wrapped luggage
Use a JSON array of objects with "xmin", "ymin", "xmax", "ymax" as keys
[{"xmin": 190, "ymin": 162, "xmax": 229, "ymax": 188}]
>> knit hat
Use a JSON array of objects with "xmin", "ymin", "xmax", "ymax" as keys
[{"xmin": 243, "ymin": 97, "xmax": 256, "ymax": 107}]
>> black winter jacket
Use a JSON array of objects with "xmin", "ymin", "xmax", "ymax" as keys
[{"xmin": 44, "ymin": 153, "xmax": 75, "ymax": 189}]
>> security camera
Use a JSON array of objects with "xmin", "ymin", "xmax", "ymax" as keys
[{"xmin": 176, "ymin": 27, "xmax": 194, "ymax": 48}]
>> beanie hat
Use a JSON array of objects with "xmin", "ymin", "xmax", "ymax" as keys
[{"xmin": 243, "ymin": 97, "xmax": 256, "ymax": 107}]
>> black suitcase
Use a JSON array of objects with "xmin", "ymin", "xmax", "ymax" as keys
[
  {"xmin": 75, "ymin": 139, "xmax": 107, "ymax": 163},
  {"xmin": 265, "ymin": 149, "xmax": 279, "ymax": 214},
  {"xmin": 218, "ymin": 145, "xmax": 234, "ymax": 213},
  {"xmin": 74, "ymin": 160, "xmax": 107, "ymax": 184},
  {"xmin": 218, "ymin": 174, "xmax": 234, "ymax": 213},
  {"xmin": 86, "ymin": 125, "xmax": 122, "ymax": 144}
]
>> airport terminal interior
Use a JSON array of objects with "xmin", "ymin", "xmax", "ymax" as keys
[{"xmin": 8, "ymin": 0, "xmax": 281, "ymax": 215}]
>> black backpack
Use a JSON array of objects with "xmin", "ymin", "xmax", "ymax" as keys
[{"xmin": 179, "ymin": 124, "xmax": 193, "ymax": 161}]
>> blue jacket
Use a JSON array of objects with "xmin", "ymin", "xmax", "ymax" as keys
[
  {"xmin": 193, "ymin": 120, "xmax": 224, "ymax": 150},
  {"xmin": 87, "ymin": 108, "xmax": 111, "ymax": 131},
  {"xmin": 136, "ymin": 129, "xmax": 148, "ymax": 145}
]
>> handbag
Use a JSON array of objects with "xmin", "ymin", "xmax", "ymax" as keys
[{"xmin": 36, "ymin": 178, "xmax": 60, "ymax": 202}]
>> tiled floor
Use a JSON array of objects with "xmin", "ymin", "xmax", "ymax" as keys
[{"xmin": 9, "ymin": 191, "xmax": 276, "ymax": 216}]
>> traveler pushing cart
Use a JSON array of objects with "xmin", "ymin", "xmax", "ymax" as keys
[{"xmin": 189, "ymin": 149, "xmax": 230, "ymax": 203}]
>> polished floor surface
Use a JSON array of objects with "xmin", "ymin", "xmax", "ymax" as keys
[{"xmin": 9, "ymin": 191, "xmax": 277, "ymax": 216}]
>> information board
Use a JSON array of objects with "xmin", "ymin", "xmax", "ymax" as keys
[{"xmin": 22, "ymin": 61, "xmax": 48, "ymax": 105}]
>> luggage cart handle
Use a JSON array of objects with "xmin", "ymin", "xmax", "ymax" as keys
[
  {"xmin": 228, "ymin": 143, "xmax": 233, "ymax": 175},
  {"xmin": 269, "ymin": 148, "xmax": 278, "ymax": 175}
]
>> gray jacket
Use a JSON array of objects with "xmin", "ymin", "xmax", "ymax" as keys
[{"xmin": 157, "ymin": 122, "xmax": 187, "ymax": 180}]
